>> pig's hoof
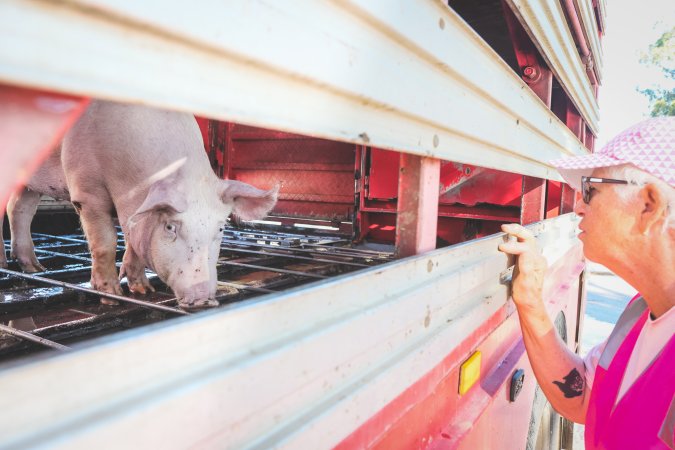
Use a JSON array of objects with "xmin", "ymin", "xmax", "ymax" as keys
[
  {"xmin": 19, "ymin": 260, "xmax": 46, "ymax": 273},
  {"xmin": 128, "ymin": 277, "xmax": 155, "ymax": 295},
  {"xmin": 178, "ymin": 298, "xmax": 219, "ymax": 310}
]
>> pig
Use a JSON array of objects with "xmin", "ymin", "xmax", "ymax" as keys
[
  {"xmin": 0, "ymin": 148, "xmax": 69, "ymax": 273},
  {"xmin": 1, "ymin": 100, "xmax": 278, "ymax": 310}
]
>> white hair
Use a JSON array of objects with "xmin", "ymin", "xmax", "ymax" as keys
[{"xmin": 603, "ymin": 164, "xmax": 674, "ymax": 230}]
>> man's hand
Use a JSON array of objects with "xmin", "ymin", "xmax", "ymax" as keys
[
  {"xmin": 498, "ymin": 223, "xmax": 589, "ymax": 423},
  {"xmin": 498, "ymin": 223, "xmax": 547, "ymax": 310}
]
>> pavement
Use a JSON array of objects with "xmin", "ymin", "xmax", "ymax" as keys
[{"xmin": 573, "ymin": 262, "xmax": 637, "ymax": 449}]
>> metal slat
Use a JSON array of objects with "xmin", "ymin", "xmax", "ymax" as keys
[
  {"xmin": 0, "ymin": 0, "xmax": 588, "ymax": 181},
  {"xmin": 0, "ymin": 215, "xmax": 580, "ymax": 449},
  {"xmin": 218, "ymin": 261, "xmax": 329, "ymax": 279},
  {"xmin": 0, "ymin": 226, "xmax": 390, "ymax": 355},
  {"xmin": 0, "ymin": 323, "xmax": 70, "ymax": 351},
  {"xmin": 219, "ymin": 246, "xmax": 370, "ymax": 268},
  {"xmin": 0, "ymin": 268, "xmax": 189, "ymax": 316},
  {"xmin": 573, "ymin": 0, "xmax": 604, "ymax": 82}
]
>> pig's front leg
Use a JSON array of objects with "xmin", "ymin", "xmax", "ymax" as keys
[
  {"xmin": 120, "ymin": 246, "xmax": 155, "ymax": 295},
  {"xmin": 76, "ymin": 200, "xmax": 123, "ymax": 305},
  {"xmin": 7, "ymin": 188, "xmax": 45, "ymax": 273}
]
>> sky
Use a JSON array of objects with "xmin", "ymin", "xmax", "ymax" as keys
[{"xmin": 595, "ymin": 0, "xmax": 675, "ymax": 147}]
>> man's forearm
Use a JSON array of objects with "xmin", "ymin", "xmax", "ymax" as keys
[{"xmin": 516, "ymin": 302, "xmax": 589, "ymax": 423}]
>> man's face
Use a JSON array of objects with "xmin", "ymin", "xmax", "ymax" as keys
[{"xmin": 573, "ymin": 168, "xmax": 639, "ymax": 263}]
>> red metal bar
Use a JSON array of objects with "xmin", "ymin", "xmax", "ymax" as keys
[
  {"xmin": 566, "ymin": 103, "xmax": 583, "ymax": 139},
  {"xmin": 545, "ymin": 180, "xmax": 562, "ymax": 218},
  {"xmin": 395, "ymin": 154, "xmax": 440, "ymax": 257},
  {"xmin": 561, "ymin": 183, "xmax": 577, "ymax": 214},
  {"xmin": 439, "ymin": 163, "xmax": 483, "ymax": 196},
  {"xmin": 361, "ymin": 202, "xmax": 519, "ymax": 222},
  {"xmin": 560, "ymin": 0, "xmax": 599, "ymax": 86},
  {"xmin": 502, "ymin": 0, "xmax": 553, "ymax": 106},
  {"xmin": 584, "ymin": 125, "xmax": 595, "ymax": 151},
  {"xmin": 0, "ymin": 85, "xmax": 89, "ymax": 209},
  {"xmin": 520, "ymin": 176, "xmax": 546, "ymax": 224}
]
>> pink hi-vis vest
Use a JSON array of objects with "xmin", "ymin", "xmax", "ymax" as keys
[{"xmin": 585, "ymin": 296, "xmax": 675, "ymax": 450}]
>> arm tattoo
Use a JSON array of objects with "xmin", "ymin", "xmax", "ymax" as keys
[{"xmin": 552, "ymin": 368, "xmax": 584, "ymax": 398}]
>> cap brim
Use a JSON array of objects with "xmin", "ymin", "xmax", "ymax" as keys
[{"xmin": 550, "ymin": 154, "xmax": 624, "ymax": 191}]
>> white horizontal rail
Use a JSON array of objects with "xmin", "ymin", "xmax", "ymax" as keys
[
  {"xmin": 0, "ymin": 0, "xmax": 589, "ymax": 181},
  {"xmin": 574, "ymin": 0, "xmax": 604, "ymax": 83},
  {"xmin": 506, "ymin": 0, "xmax": 600, "ymax": 134},
  {"xmin": 597, "ymin": 0, "xmax": 607, "ymax": 36},
  {"xmin": 0, "ymin": 214, "xmax": 580, "ymax": 449}
]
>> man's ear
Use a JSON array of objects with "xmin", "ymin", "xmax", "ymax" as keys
[
  {"xmin": 638, "ymin": 184, "xmax": 667, "ymax": 235},
  {"xmin": 219, "ymin": 180, "xmax": 278, "ymax": 221}
]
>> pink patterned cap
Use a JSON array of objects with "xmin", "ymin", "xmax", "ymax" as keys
[{"xmin": 551, "ymin": 117, "xmax": 674, "ymax": 191}]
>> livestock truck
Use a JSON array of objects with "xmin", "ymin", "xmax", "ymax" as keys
[{"xmin": 0, "ymin": 0, "xmax": 604, "ymax": 448}]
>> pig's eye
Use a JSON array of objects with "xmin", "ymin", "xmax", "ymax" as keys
[
  {"xmin": 165, "ymin": 223, "xmax": 177, "ymax": 234},
  {"xmin": 219, "ymin": 226, "xmax": 225, "ymax": 233}
]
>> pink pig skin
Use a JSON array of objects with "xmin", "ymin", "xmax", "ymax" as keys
[{"xmin": 1, "ymin": 101, "xmax": 277, "ymax": 309}]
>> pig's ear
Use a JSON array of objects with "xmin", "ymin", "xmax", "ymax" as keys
[
  {"xmin": 134, "ymin": 177, "xmax": 188, "ymax": 217},
  {"xmin": 219, "ymin": 180, "xmax": 278, "ymax": 221}
]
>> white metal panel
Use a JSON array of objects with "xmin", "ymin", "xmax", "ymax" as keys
[
  {"xmin": 574, "ymin": 0, "xmax": 604, "ymax": 83},
  {"xmin": 597, "ymin": 0, "xmax": 607, "ymax": 35},
  {"xmin": 505, "ymin": 0, "xmax": 600, "ymax": 134},
  {"xmin": 0, "ymin": 214, "xmax": 580, "ymax": 449},
  {"xmin": 0, "ymin": 0, "xmax": 589, "ymax": 181}
]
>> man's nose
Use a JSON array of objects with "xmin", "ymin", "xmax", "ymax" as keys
[{"xmin": 573, "ymin": 191, "xmax": 585, "ymax": 216}]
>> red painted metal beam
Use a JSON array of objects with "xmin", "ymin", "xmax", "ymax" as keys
[
  {"xmin": 520, "ymin": 176, "xmax": 546, "ymax": 224},
  {"xmin": 0, "ymin": 85, "xmax": 89, "ymax": 209},
  {"xmin": 395, "ymin": 154, "xmax": 440, "ymax": 257},
  {"xmin": 561, "ymin": 183, "xmax": 577, "ymax": 214},
  {"xmin": 560, "ymin": 0, "xmax": 599, "ymax": 86},
  {"xmin": 502, "ymin": 0, "xmax": 553, "ymax": 106}
]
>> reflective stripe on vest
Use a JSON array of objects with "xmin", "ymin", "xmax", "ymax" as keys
[{"xmin": 597, "ymin": 296, "xmax": 647, "ymax": 370}]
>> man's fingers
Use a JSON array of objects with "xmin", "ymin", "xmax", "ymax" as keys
[
  {"xmin": 498, "ymin": 241, "xmax": 531, "ymax": 255},
  {"xmin": 501, "ymin": 223, "xmax": 535, "ymax": 242}
]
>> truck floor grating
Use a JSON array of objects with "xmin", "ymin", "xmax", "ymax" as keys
[{"xmin": 0, "ymin": 226, "xmax": 393, "ymax": 362}]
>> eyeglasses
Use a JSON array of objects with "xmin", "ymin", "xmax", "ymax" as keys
[{"xmin": 580, "ymin": 176, "xmax": 629, "ymax": 204}]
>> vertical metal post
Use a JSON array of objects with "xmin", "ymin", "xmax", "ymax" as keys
[
  {"xmin": 566, "ymin": 104, "xmax": 583, "ymax": 138},
  {"xmin": 395, "ymin": 154, "xmax": 440, "ymax": 257},
  {"xmin": 224, "ymin": 122, "xmax": 235, "ymax": 180},
  {"xmin": 208, "ymin": 120, "xmax": 234, "ymax": 180},
  {"xmin": 520, "ymin": 176, "xmax": 546, "ymax": 224},
  {"xmin": 560, "ymin": 183, "xmax": 577, "ymax": 214}
]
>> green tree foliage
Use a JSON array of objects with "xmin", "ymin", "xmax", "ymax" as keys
[{"xmin": 638, "ymin": 27, "xmax": 675, "ymax": 117}]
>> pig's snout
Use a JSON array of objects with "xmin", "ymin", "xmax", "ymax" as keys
[{"xmin": 176, "ymin": 281, "xmax": 218, "ymax": 310}]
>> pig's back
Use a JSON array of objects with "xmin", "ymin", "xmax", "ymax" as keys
[{"xmin": 62, "ymin": 101, "xmax": 212, "ymax": 213}]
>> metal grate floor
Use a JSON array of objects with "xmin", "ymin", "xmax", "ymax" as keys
[{"xmin": 0, "ymin": 226, "xmax": 393, "ymax": 362}]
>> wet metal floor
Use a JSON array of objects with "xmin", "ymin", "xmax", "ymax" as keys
[{"xmin": 0, "ymin": 226, "xmax": 393, "ymax": 362}]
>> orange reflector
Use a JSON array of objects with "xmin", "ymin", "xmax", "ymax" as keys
[{"xmin": 459, "ymin": 351, "xmax": 482, "ymax": 395}]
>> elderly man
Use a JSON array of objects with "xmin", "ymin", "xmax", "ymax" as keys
[{"xmin": 499, "ymin": 117, "xmax": 674, "ymax": 450}]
